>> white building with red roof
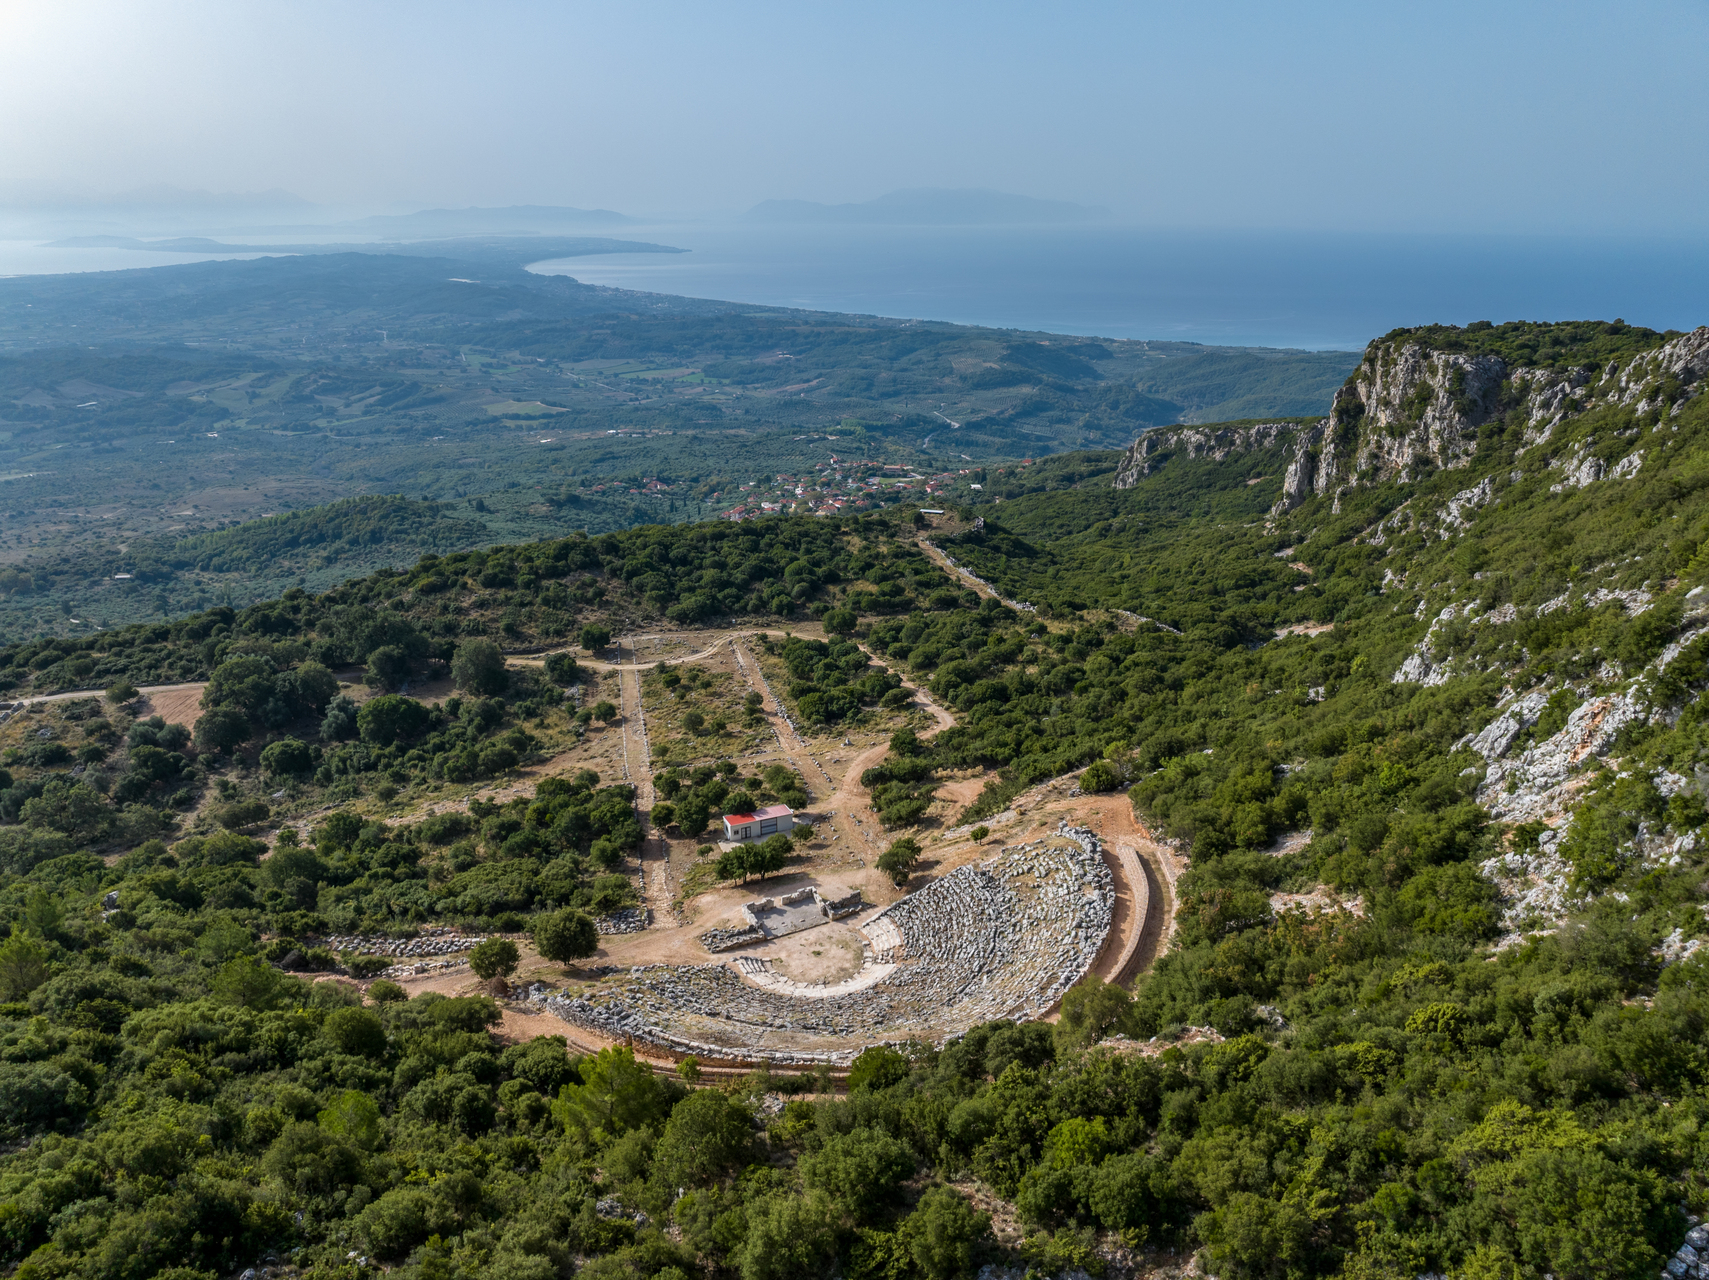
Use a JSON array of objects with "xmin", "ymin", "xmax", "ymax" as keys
[{"xmin": 721, "ymin": 804, "xmax": 796, "ymax": 842}]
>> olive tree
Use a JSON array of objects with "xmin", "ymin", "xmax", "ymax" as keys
[
  {"xmin": 468, "ymin": 937, "xmax": 520, "ymax": 980},
  {"xmin": 533, "ymin": 909, "xmax": 599, "ymax": 964}
]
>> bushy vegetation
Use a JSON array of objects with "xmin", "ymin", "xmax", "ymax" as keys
[
  {"xmin": 769, "ymin": 633, "xmax": 905, "ymax": 725},
  {"xmin": 860, "ymin": 727, "xmax": 940, "ymax": 829},
  {"xmin": 652, "ymin": 759, "xmax": 808, "ymax": 841},
  {"xmin": 0, "ymin": 515, "xmax": 965, "ymax": 698},
  {"xmin": 1380, "ymin": 317, "xmax": 1679, "ymax": 371},
  {"xmin": 2, "ymin": 317, "xmax": 1709, "ymax": 1278}
]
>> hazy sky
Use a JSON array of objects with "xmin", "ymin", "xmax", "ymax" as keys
[{"xmin": 3, "ymin": 0, "xmax": 1706, "ymax": 233}]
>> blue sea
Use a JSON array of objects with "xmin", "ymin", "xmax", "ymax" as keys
[
  {"xmin": 3, "ymin": 223, "xmax": 1706, "ymax": 352},
  {"xmin": 528, "ymin": 223, "xmax": 1709, "ymax": 351}
]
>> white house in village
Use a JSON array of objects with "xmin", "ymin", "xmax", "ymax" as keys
[{"xmin": 721, "ymin": 804, "xmax": 795, "ymax": 842}]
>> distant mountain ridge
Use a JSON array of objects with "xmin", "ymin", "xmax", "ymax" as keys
[{"xmin": 746, "ymin": 187, "xmax": 1106, "ymax": 225}]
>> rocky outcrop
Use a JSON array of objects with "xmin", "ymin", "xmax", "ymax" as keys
[
  {"xmin": 1352, "ymin": 346, "xmax": 1505, "ymax": 475},
  {"xmin": 1277, "ymin": 326, "xmax": 1709, "ymax": 512},
  {"xmin": 1113, "ymin": 421, "xmax": 1300, "ymax": 489},
  {"xmin": 1271, "ymin": 342, "xmax": 1507, "ymax": 513},
  {"xmin": 1112, "ymin": 326, "xmax": 1709, "ymax": 514},
  {"xmin": 1513, "ymin": 327, "xmax": 1709, "ymax": 450},
  {"xmin": 1610, "ymin": 325, "xmax": 1709, "ymax": 408},
  {"xmin": 1511, "ymin": 365, "xmax": 1595, "ymax": 448},
  {"xmin": 1391, "ymin": 600, "xmax": 1517, "ymax": 687},
  {"xmin": 1439, "ymin": 476, "xmax": 1495, "ymax": 535},
  {"xmin": 1273, "ymin": 421, "xmax": 1326, "ymax": 508}
]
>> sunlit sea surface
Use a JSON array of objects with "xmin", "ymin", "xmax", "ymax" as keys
[{"xmin": 529, "ymin": 224, "xmax": 1709, "ymax": 351}]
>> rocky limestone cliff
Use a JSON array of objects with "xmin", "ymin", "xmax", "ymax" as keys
[
  {"xmin": 1271, "ymin": 342, "xmax": 1514, "ymax": 514},
  {"xmin": 1112, "ymin": 420, "xmax": 1300, "ymax": 489},
  {"xmin": 1271, "ymin": 325, "xmax": 1709, "ymax": 514},
  {"xmin": 1113, "ymin": 325, "xmax": 1709, "ymax": 512}
]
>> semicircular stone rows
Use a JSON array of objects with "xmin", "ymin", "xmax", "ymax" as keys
[{"xmin": 535, "ymin": 822, "xmax": 1115, "ymax": 1065}]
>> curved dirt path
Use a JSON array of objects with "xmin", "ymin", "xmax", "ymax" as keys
[
  {"xmin": 723, "ymin": 632, "xmax": 956, "ymax": 860},
  {"xmin": 3, "ymin": 680, "xmax": 207, "ymax": 715},
  {"xmin": 816, "ymin": 639, "xmax": 956, "ymax": 848}
]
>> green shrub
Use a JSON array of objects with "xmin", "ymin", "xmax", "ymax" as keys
[
  {"xmin": 322, "ymin": 1006, "xmax": 387, "ymax": 1057},
  {"xmin": 260, "ymin": 736, "xmax": 314, "ymax": 778},
  {"xmin": 196, "ymin": 705, "xmax": 251, "ymax": 752},
  {"xmin": 357, "ymin": 694, "xmax": 430, "ymax": 746},
  {"xmin": 214, "ymin": 799, "xmax": 270, "ymax": 830},
  {"xmin": 452, "ymin": 639, "xmax": 509, "ymax": 696},
  {"xmin": 1079, "ymin": 759, "xmax": 1121, "ymax": 793},
  {"xmin": 847, "ymin": 1045, "xmax": 909, "ymax": 1092},
  {"xmin": 877, "ymin": 836, "xmax": 921, "ymax": 885},
  {"xmin": 533, "ymin": 909, "xmax": 599, "ymax": 963},
  {"xmin": 469, "ymin": 937, "xmax": 521, "ymax": 980}
]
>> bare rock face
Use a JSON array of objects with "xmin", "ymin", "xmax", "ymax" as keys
[
  {"xmin": 1357, "ymin": 346, "xmax": 1506, "ymax": 475},
  {"xmin": 1115, "ymin": 325, "xmax": 1709, "ymax": 519},
  {"xmin": 1270, "ymin": 326, "xmax": 1709, "ymax": 513},
  {"xmin": 1274, "ymin": 421, "xmax": 1326, "ymax": 509},
  {"xmin": 1616, "ymin": 325, "xmax": 1709, "ymax": 403},
  {"xmin": 1113, "ymin": 421, "xmax": 1300, "ymax": 490},
  {"xmin": 1272, "ymin": 343, "xmax": 1506, "ymax": 514},
  {"xmin": 1115, "ymin": 339, "xmax": 1513, "ymax": 511}
]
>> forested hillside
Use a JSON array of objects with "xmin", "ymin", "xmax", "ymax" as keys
[
  {"xmin": 4, "ymin": 319, "xmax": 1709, "ymax": 1280},
  {"xmin": 0, "ymin": 515, "xmax": 964, "ymax": 699},
  {"xmin": 0, "ymin": 247, "xmax": 1357, "ymax": 642}
]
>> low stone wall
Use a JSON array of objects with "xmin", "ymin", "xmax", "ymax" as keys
[
  {"xmin": 323, "ymin": 931, "xmax": 487, "ymax": 959},
  {"xmin": 703, "ymin": 884, "xmax": 867, "ymax": 951},
  {"xmin": 595, "ymin": 908, "xmax": 650, "ymax": 935},
  {"xmin": 821, "ymin": 887, "xmax": 864, "ymax": 919},
  {"xmin": 700, "ymin": 924, "xmax": 767, "ymax": 952}
]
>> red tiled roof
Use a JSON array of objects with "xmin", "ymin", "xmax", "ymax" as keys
[{"xmin": 722, "ymin": 804, "xmax": 793, "ymax": 824}]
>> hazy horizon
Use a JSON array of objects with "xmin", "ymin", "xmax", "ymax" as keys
[
  {"xmin": 2, "ymin": 1, "xmax": 1706, "ymax": 238},
  {"xmin": 3, "ymin": 2, "xmax": 1706, "ymax": 351}
]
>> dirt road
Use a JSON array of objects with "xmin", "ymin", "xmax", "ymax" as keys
[
  {"xmin": 805, "ymin": 638, "xmax": 958, "ymax": 857},
  {"xmin": 611, "ymin": 637, "xmax": 675, "ymax": 919},
  {"xmin": 4, "ymin": 680, "xmax": 205, "ymax": 712},
  {"xmin": 508, "ymin": 635, "xmax": 730, "ymax": 677}
]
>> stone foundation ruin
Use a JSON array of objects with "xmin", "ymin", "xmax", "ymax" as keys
[
  {"xmin": 539, "ymin": 824, "xmax": 1114, "ymax": 1064},
  {"xmin": 699, "ymin": 883, "xmax": 868, "ymax": 952}
]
